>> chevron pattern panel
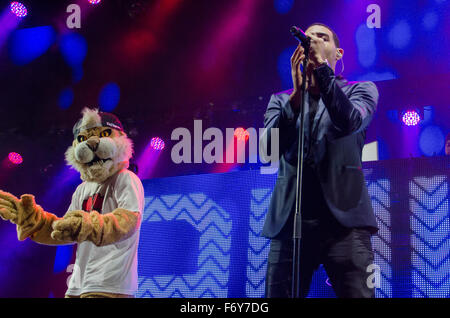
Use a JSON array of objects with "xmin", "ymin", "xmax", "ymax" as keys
[
  {"xmin": 410, "ymin": 175, "xmax": 450, "ymax": 298},
  {"xmin": 137, "ymin": 193, "xmax": 232, "ymax": 298},
  {"xmin": 367, "ymin": 178, "xmax": 392, "ymax": 298},
  {"xmin": 128, "ymin": 157, "xmax": 449, "ymax": 298},
  {"xmin": 246, "ymin": 188, "xmax": 272, "ymax": 297}
]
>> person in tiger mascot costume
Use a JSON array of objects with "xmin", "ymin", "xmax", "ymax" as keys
[{"xmin": 0, "ymin": 108, "xmax": 144, "ymax": 298}]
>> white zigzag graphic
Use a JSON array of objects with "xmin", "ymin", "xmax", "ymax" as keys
[
  {"xmin": 369, "ymin": 179, "xmax": 392, "ymax": 298},
  {"xmin": 410, "ymin": 176, "xmax": 449, "ymax": 298},
  {"xmin": 414, "ymin": 176, "xmax": 447, "ymax": 192},
  {"xmin": 246, "ymin": 180, "xmax": 395, "ymax": 298},
  {"xmin": 372, "ymin": 200, "xmax": 390, "ymax": 227},
  {"xmin": 248, "ymin": 233, "xmax": 269, "ymax": 253},
  {"xmin": 246, "ymin": 188, "xmax": 272, "ymax": 297},
  {"xmin": 412, "ymin": 252, "xmax": 450, "ymax": 279},
  {"xmin": 411, "ymin": 218, "xmax": 450, "ymax": 249},
  {"xmin": 412, "ymin": 277, "xmax": 450, "ymax": 298},
  {"xmin": 410, "ymin": 200, "xmax": 448, "ymax": 229},
  {"xmin": 372, "ymin": 235, "xmax": 391, "ymax": 263},
  {"xmin": 138, "ymin": 193, "xmax": 232, "ymax": 298}
]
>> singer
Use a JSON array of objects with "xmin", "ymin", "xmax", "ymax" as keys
[{"xmin": 261, "ymin": 23, "xmax": 379, "ymax": 298}]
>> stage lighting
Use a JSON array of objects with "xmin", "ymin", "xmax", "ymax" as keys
[
  {"xmin": 274, "ymin": 0, "xmax": 294, "ymax": 14},
  {"xmin": 388, "ymin": 20, "xmax": 412, "ymax": 50},
  {"xmin": 9, "ymin": 26, "xmax": 56, "ymax": 66},
  {"xmin": 8, "ymin": 152, "xmax": 23, "ymax": 165},
  {"xmin": 402, "ymin": 110, "xmax": 421, "ymax": 126},
  {"xmin": 99, "ymin": 82, "xmax": 120, "ymax": 112},
  {"xmin": 58, "ymin": 88, "xmax": 74, "ymax": 110},
  {"xmin": 150, "ymin": 137, "xmax": 165, "ymax": 151},
  {"xmin": 88, "ymin": 0, "xmax": 102, "ymax": 4},
  {"xmin": 10, "ymin": 2, "xmax": 27, "ymax": 18},
  {"xmin": 234, "ymin": 128, "xmax": 249, "ymax": 142},
  {"xmin": 419, "ymin": 125, "xmax": 445, "ymax": 156}
]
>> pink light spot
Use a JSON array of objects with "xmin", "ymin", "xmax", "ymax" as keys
[
  {"xmin": 10, "ymin": 2, "xmax": 27, "ymax": 18},
  {"xmin": 402, "ymin": 110, "xmax": 421, "ymax": 126},
  {"xmin": 234, "ymin": 128, "xmax": 249, "ymax": 142},
  {"xmin": 8, "ymin": 152, "xmax": 23, "ymax": 165},
  {"xmin": 150, "ymin": 137, "xmax": 165, "ymax": 151}
]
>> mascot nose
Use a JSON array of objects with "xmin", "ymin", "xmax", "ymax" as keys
[{"xmin": 86, "ymin": 136, "xmax": 100, "ymax": 152}]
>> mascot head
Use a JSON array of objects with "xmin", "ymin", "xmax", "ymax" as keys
[{"xmin": 65, "ymin": 108, "xmax": 133, "ymax": 183}]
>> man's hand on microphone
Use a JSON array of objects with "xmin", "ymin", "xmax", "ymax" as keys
[
  {"xmin": 307, "ymin": 34, "xmax": 328, "ymax": 69},
  {"xmin": 289, "ymin": 44, "xmax": 306, "ymax": 111}
]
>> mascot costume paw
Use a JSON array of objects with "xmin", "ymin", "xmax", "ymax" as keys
[{"xmin": 0, "ymin": 108, "xmax": 144, "ymax": 298}]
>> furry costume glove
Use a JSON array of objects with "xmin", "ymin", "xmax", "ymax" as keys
[
  {"xmin": 51, "ymin": 209, "xmax": 141, "ymax": 246},
  {"xmin": 0, "ymin": 190, "xmax": 68, "ymax": 243}
]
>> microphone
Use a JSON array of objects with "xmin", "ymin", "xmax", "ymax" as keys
[{"xmin": 290, "ymin": 26, "xmax": 310, "ymax": 47}]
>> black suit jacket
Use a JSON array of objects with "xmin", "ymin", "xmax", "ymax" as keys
[{"xmin": 261, "ymin": 64, "xmax": 379, "ymax": 238}]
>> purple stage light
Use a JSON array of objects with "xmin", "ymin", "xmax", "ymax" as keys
[
  {"xmin": 402, "ymin": 110, "xmax": 421, "ymax": 126},
  {"xmin": 8, "ymin": 152, "xmax": 23, "ymax": 165},
  {"xmin": 10, "ymin": 2, "xmax": 27, "ymax": 18},
  {"xmin": 150, "ymin": 137, "xmax": 165, "ymax": 151},
  {"xmin": 88, "ymin": 0, "xmax": 102, "ymax": 4}
]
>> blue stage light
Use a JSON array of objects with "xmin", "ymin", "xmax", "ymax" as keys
[
  {"xmin": 388, "ymin": 20, "xmax": 412, "ymax": 50},
  {"xmin": 423, "ymin": 10, "xmax": 439, "ymax": 30},
  {"xmin": 58, "ymin": 88, "xmax": 74, "ymax": 109},
  {"xmin": 356, "ymin": 23, "xmax": 377, "ymax": 68},
  {"xmin": 274, "ymin": 0, "xmax": 294, "ymax": 14},
  {"xmin": 356, "ymin": 71, "xmax": 397, "ymax": 82},
  {"xmin": 99, "ymin": 82, "xmax": 120, "ymax": 112},
  {"xmin": 277, "ymin": 45, "xmax": 296, "ymax": 90},
  {"xmin": 53, "ymin": 245, "xmax": 74, "ymax": 273},
  {"xmin": 9, "ymin": 26, "xmax": 56, "ymax": 65},
  {"xmin": 419, "ymin": 125, "xmax": 445, "ymax": 156},
  {"xmin": 59, "ymin": 33, "xmax": 87, "ymax": 68}
]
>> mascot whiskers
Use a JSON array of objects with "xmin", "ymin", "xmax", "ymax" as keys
[{"xmin": 0, "ymin": 108, "xmax": 144, "ymax": 298}]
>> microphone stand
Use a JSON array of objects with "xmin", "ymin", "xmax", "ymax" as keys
[{"xmin": 290, "ymin": 28, "xmax": 310, "ymax": 299}]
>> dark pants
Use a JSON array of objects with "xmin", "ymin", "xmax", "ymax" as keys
[
  {"xmin": 265, "ymin": 224, "xmax": 375, "ymax": 298},
  {"xmin": 265, "ymin": 166, "xmax": 376, "ymax": 298}
]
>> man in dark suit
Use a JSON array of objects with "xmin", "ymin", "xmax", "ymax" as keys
[{"xmin": 261, "ymin": 23, "xmax": 379, "ymax": 298}]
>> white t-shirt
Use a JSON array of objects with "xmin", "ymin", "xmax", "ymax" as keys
[{"xmin": 65, "ymin": 169, "xmax": 144, "ymax": 296}]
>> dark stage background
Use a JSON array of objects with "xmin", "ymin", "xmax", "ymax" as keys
[{"xmin": 0, "ymin": 0, "xmax": 449, "ymax": 297}]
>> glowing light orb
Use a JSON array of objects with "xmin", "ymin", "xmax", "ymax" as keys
[
  {"xmin": 150, "ymin": 137, "xmax": 165, "ymax": 151},
  {"xmin": 402, "ymin": 111, "xmax": 421, "ymax": 126},
  {"xmin": 10, "ymin": 2, "xmax": 27, "ymax": 18},
  {"xmin": 88, "ymin": 0, "xmax": 102, "ymax": 4},
  {"xmin": 234, "ymin": 128, "xmax": 250, "ymax": 141},
  {"xmin": 8, "ymin": 152, "xmax": 23, "ymax": 165},
  {"xmin": 274, "ymin": 0, "xmax": 294, "ymax": 14}
]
